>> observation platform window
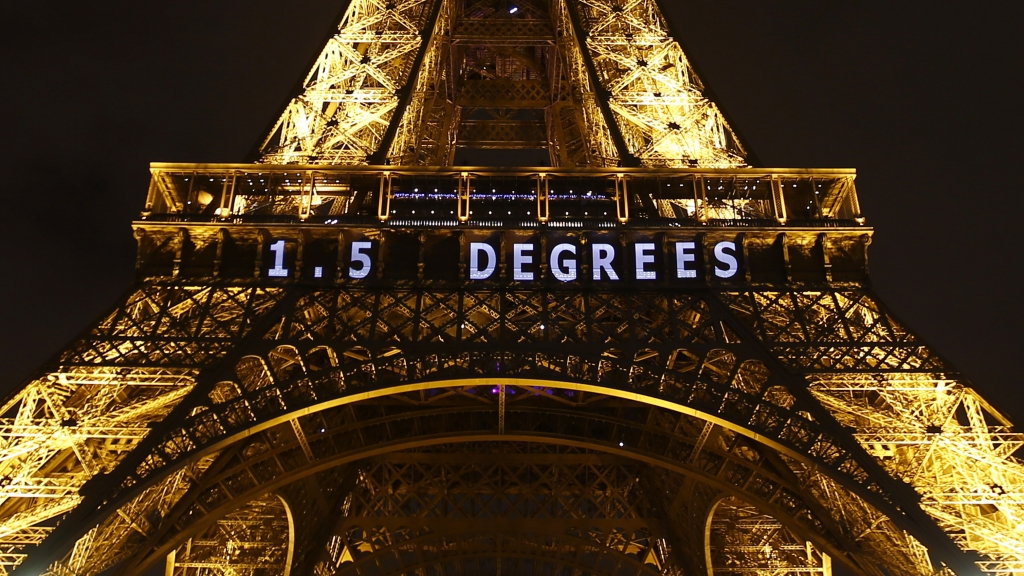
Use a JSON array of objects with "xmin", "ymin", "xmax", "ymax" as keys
[
  {"xmin": 388, "ymin": 175, "xmax": 460, "ymax": 221},
  {"xmin": 547, "ymin": 177, "xmax": 617, "ymax": 221},
  {"xmin": 702, "ymin": 177, "xmax": 774, "ymax": 222},
  {"xmin": 468, "ymin": 175, "xmax": 538, "ymax": 221}
]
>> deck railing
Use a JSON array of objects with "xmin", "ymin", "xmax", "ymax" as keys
[{"xmin": 143, "ymin": 164, "xmax": 864, "ymax": 227}]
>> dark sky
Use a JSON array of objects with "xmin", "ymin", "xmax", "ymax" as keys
[{"xmin": 1, "ymin": 1, "xmax": 1023, "ymax": 427}]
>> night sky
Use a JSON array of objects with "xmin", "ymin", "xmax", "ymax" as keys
[{"xmin": 2, "ymin": 0, "xmax": 1023, "ymax": 433}]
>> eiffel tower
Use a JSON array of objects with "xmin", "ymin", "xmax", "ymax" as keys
[{"xmin": 3, "ymin": 1, "xmax": 1022, "ymax": 575}]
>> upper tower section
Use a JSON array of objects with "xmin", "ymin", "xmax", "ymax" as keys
[{"xmin": 257, "ymin": 0, "xmax": 747, "ymax": 168}]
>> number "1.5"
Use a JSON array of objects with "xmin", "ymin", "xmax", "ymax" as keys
[{"xmin": 268, "ymin": 240, "xmax": 373, "ymax": 279}]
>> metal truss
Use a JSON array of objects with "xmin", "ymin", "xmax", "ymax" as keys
[
  {"xmin": 722, "ymin": 290, "xmax": 1024, "ymax": 574},
  {"xmin": 45, "ymin": 454, "xmax": 220, "ymax": 576},
  {"xmin": 570, "ymin": 0, "xmax": 746, "ymax": 167},
  {"xmin": 79, "ymin": 286, "xmax": 906, "ymax": 512},
  {"xmin": 0, "ymin": 286, "xmax": 286, "ymax": 576},
  {"xmin": 102, "ymin": 390, "xmax": 845, "ymax": 573},
  {"xmin": 9, "ymin": 281, "xmax": 1019, "ymax": 575},
  {"xmin": 774, "ymin": 453, "xmax": 938, "ymax": 576},
  {"xmin": 12, "ymin": 280, "xmax": 1000, "ymax": 576},
  {"xmin": 311, "ymin": 449, "xmax": 677, "ymax": 576},
  {"xmin": 165, "ymin": 493, "xmax": 292, "ymax": 576},
  {"xmin": 709, "ymin": 496, "xmax": 831, "ymax": 575},
  {"xmin": 259, "ymin": 0, "xmax": 441, "ymax": 164},
  {"xmin": 110, "ymin": 402, "xmax": 853, "ymax": 576},
  {"xmin": 258, "ymin": 0, "xmax": 746, "ymax": 167},
  {"xmin": 383, "ymin": 0, "xmax": 456, "ymax": 165},
  {"xmin": 100, "ymin": 375, "xmax": 913, "ymax": 576},
  {"xmin": 544, "ymin": 0, "xmax": 622, "ymax": 166}
]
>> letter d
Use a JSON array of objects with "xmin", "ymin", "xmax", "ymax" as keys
[{"xmin": 469, "ymin": 242, "xmax": 496, "ymax": 280}]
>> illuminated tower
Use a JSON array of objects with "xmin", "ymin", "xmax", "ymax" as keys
[{"xmin": 2, "ymin": 1, "xmax": 1022, "ymax": 575}]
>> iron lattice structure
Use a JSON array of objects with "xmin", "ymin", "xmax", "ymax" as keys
[
  {"xmin": 3, "ymin": 1, "xmax": 1023, "ymax": 576},
  {"xmin": 257, "ymin": 0, "xmax": 745, "ymax": 167}
]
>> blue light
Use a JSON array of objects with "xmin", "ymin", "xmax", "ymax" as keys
[{"xmin": 509, "ymin": 5, "xmax": 518, "ymax": 13}]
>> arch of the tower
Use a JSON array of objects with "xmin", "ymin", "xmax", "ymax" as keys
[
  {"xmin": 26, "ymin": 286, "xmax": 957, "ymax": 576},
  {"xmin": 112, "ymin": 410, "xmax": 841, "ymax": 576},
  {"xmin": 101, "ymin": 286, "xmax": 901, "ymax": 507},
  {"xmin": 60, "ymin": 379, "xmax": 934, "ymax": 576}
]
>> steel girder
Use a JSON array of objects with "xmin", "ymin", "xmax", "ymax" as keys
[
  {"xmin": 0, "ymin": 286, "xmax": 286, "ymax": 575},
  {"xmin": 258, "ymin": 0, "xmax": 745, "ymax": 168}
]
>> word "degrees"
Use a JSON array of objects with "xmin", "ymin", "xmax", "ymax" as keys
[{"xmin": 469, "ymin": 241, "xmax": 739, "ymax": 282}]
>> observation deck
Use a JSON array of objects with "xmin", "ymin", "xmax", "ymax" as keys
[
  {"xmin": 143, "ymin": 164, "xmax": 863, "ymax": 228},
  {"xmin": 135, "ymin": 164, "xmax": 870, "ymax": 285}
]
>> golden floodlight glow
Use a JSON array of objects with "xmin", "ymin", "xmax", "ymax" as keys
[{"xmin": 3, "ymin": 0, "xmax": 1023, "ymax": 575}]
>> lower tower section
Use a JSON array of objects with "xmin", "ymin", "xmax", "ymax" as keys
[{"xmin": 2, "ymin": 165, "xmax": 1020, "ymax": 576}]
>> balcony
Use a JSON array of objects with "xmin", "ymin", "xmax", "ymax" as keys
[{"xmin": 142, "ymin": 164, "xmax": 864, "ymax": 230}]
